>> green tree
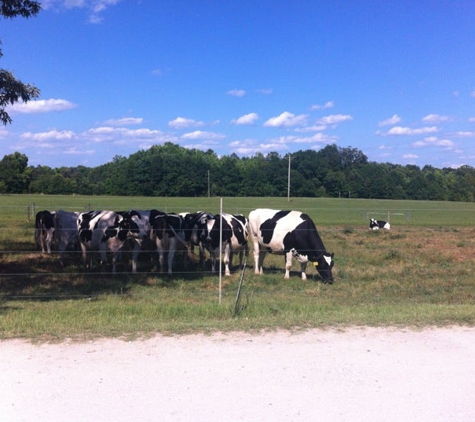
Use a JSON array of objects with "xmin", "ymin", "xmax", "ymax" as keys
[
  {"xmin": 0, "ymin": 0, "xmax": 41, "ymax": 125},
  {"xmin": 0, "ymin": 151, "xmax": 29, "ymax": 192}
]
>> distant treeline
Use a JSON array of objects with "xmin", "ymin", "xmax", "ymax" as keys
[{"xmin": 1, "ymin": 143, "xmax": 475, "ymax": 201}]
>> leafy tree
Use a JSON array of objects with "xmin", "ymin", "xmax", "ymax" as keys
[
  {"xmin": 0, "ymin": 0, "xmax": 41, "ymax": 125},
  {"xmin": 0, "ymin": 151, "xmax": 29, "ymax": 192}
]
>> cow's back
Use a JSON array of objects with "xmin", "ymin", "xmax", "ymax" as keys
[{"xmin": 250, "ymin": 209, "xmax": 302, "ymax": 247}]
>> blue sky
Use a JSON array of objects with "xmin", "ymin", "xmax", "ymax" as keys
[{"xmin": 2, "ymin": 0, "xmax": 475, "ymax": 169}]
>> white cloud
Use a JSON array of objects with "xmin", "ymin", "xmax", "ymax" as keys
[
  {"xmin": 272, "ymin": 132, "xmax": 336, "ymax": 145},
  {"xmin": 456, "ymin": 131, "xmax": 475, "ymax": 137},
  {"xmin": 103, "ymin": 117, "xmax": 143, "ymax": 126},
  {"xmin": 403, "ymin": 154, "xmax": 419, "ymax": 159},
  {"xmin": 256, "ymin": 88, "xmax": 273, "ymax": 95},
  {"xmin": 20, "ymin": 130, "xmax": 75, "ymax": 141},
  {"xmin": 228, "ymin": 139, "xmax": 259, "ymax": 155},
  {"xmin": 378, "ymin": 114, "xmax": 401, "ymax": 127},
  {"xmin": 412, "ymin": 137, "xmax": 454, "ymax": 148},
  {"xmin": 294, "ymin": 125, "xmax": 326, "ymax": 133},
  {"xmin": 422, "ymin": 114, "xmax": 452, "ymax": 123},
  {"xmin": 315, "ymin": 114, "xmax": 353, "ymax": 125},
  {"xmin": 42, "ymin": 0, "xmax": 121, "ymax": 24},
  {"xmin": 385, "ymin": 126, "xmax": 438, "ymax": 135},
  {"xmin": 311, "ymin": 101, "xmax": 334, "ymax": 110},
  {"xmin": 181, "ymin": 130, "xmax": 225, "ymax": 140},
  {"xmin": 83, "ymin": 126, "xmax": 164, "ymax": 143},
  {"xmin": 168, "ymin": 117, "xmax": 205, "ymax": 129},
  {"xmin": 227, "ymin": 89, "xmax": 246, "ymax": 97},
  {"xmin": 8, "ymin": 99, "xmax": 77, "ymax": 114},
  {"xmin": 264, "ymin": 111, "xmax": 308, "ymax": 127},
  {"xmin": 231, "ymin": 113, "xmax": 259, "ymax": 125},
  {"xmin": 64, "ymin": 147, "xmax": 94, "ymax": 155}
]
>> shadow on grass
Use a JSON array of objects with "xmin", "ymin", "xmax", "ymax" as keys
[{"xmin": 0, "ymin": 250, "xmax": 210, "ymax": 301}]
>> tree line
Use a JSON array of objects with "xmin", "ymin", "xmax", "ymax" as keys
[{"xmin": 1, "ymin": 143, "xmax": 475, "ymax": 201}]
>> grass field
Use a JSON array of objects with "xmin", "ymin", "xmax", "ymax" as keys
[{"xmin": 1, "ymin": 194, "xmax": 475, "ymax": 341}]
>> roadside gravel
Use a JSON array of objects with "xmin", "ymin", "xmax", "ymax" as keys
[{"xmin": 1, "ymin": 327, "xmax": 474, "ymax": 421}]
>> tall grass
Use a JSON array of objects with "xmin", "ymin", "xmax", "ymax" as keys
[{"xmin": 1, "ymin": 195, "xmax": 475, "ymax": 341}]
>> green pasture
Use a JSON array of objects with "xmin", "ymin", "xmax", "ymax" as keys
[
  {"xmin": 1, "ymin": 194, "xmax": 475, "ymax": 341},
  {"xmin": 3, "ymin": 193, "xmax": 475, "ymax": 227}
]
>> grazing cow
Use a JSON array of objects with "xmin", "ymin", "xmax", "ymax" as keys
[
  {"xmin": 53, "ymin": 210, "xmax": 80, "ymax": 266},
  {"xmin": 35, "ymin": 210, "xmax": 56, "ymax": 253},
  {"xmin": 201, "ymin": 212, "xmax": 249, "ymax": 276},
  {"xmin": 369, "ymin": 218, "xmax": 390, "ymax": 230},
  {"xmin": 249, "ymin": 208, "xmax": 334, "ymax": 283},
  {"xmin": 77, "ymin": 210, "xmax": 150, "ymax": 273},
  {"xmin": 150, "ymin": 210, "xmax": 190, "ymax": 274}
]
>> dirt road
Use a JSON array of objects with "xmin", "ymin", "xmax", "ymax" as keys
[{"xmin": 1, "ymin": 327, "xmax": 474, "ymax": 421}]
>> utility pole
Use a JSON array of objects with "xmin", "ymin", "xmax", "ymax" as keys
[
  {"xmin": 287, "ymin": 154, "xmax": 291, "ymax": 202},
  {"xmin": 207, "ymin": 170, "xmax": 210, "ymax": 197}
]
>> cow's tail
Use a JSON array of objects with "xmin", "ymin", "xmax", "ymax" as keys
[{"xmin": 168, "ymin": 224, "xmax": 195, "ymax": 261}]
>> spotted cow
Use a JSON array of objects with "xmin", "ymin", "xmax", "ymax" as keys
[
  {"xmin": 182, "ymin": 211, "xmax": 214, "ymax": 266},
  {"xmin": 201, "ymin": 212, "xmax": 249, "ymax": 276},
  {"xmin": 248, "ymin": 208, "xmax": 334, "ymax": 282},
  {"xmin": 369, "ymin": 218, "xmax": 390, "ymax": 230},
  {"xmin": 53, "ymin": 210, "xmax": 80, "ymax": 266},
  {"xmin": 150, "ymin": 210, "xmax": 191, "ymax": 274},
  {"xmin": 35, "ymin": 210, "xmax": 56, "ymax": 254},
  {"xmin": 77, "ymin": 210, "xmax": 149, "ymax": 273}
]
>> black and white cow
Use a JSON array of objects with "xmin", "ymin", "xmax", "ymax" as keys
[
  {"xmin": 150, "ymin": 210, "xmax": 190, "ymax": 274},
  {"xmin": 35, "ymin": 210, "xmax": 56, "ymax": 254},
  {"xmin": 248, "ymin": 208, "xmax": 334, "ymax": 283},
  {"xmin": 53, "ymin": 210, "xmax": 80, "ymax": 266},
  {"xmin": 201, "ymin": 212, "xmax": 249, "ymax": 276},
  {"xmin": 77, "ymin": 210, "xmax": 150, "ymax": 273},
  {"xmin": 369, "ymin": 218, "xmax": 390, "ymax": 230},
  {"xmin": 182, "ymin": 211, "xmax": 214, "ymax": 266}
]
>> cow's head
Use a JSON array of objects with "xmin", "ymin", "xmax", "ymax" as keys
[
  {"xmin": 290, "ymin": 248, "xmax": 334, "ymax": 284},
  {"xmin": 313, "ymin": 252, "xmax": 334, "ymax": 284}
]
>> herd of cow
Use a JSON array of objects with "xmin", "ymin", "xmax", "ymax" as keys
[{"xmin": 34, "ymin": 208, "xmax": 336, "ymax": 283}]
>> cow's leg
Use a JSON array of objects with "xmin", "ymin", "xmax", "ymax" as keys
[
  {"xmin": 131, "ymin": 243, "xmax": 140, "ymax": 273},
  {"xmin": 40, "ymin": 231, "xmax": 48, "ymax": 253},
  {"xmin": 253, "ymin": 240, "xmax": 264, "ymax": 274},
  {"xmin": 284, "ymin": 251, "xmax": 293, "ymax": 279},
  {"xmin": 199, "ymin": 243, "xmax": 206, "ymax": 266},
  {"xmin": 153, "ymin": 238, "xmax": 166, "ymax": 273},
  {"xmin": 210, "ymin": 248, "xmax": 217, "ymax": 273},
  {"xmin": 111, "ymin": 255, "xmax": 118, "ymax": 273},
  {"xmin": 257, "ymin": 249, "xmax": 266, "ymax": 274},
  {"xmin": 224, "ymin": 244, "xmax": 231, "ymax": 276},
  {"xmin": 300, "ymin": 262, "xmax": 308, "ymax": 281},
  {"xmin": 80, "ymin": 243, "xmax": 88, "ymax": 269},
  {"xmin": 100, "ymin": 245, "xmax": 109, "ymax": 273},
  {"xmin": 167, "ymin": 238, "xmax": 177, "ymax": 274},
  {"xmin": 46, "ymin": 230, "xmax": 54, "ymax": 254},
  {"xmin": 58, "ymin": 246, "xmax": 65, "ymax": 267},
  {"xmin": 243, "ymin": 243, "xmax": 249, "ymax": 265},
  {"xmin": 237, "ymin": 249, "xmax": 243, "ymax": 269}
]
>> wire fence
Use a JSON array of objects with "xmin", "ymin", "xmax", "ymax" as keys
[{"xmin": 2, "ymin": 200, "xmax": 475, "ymax": 299}]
